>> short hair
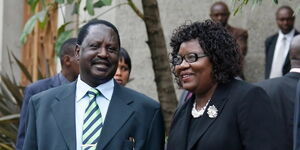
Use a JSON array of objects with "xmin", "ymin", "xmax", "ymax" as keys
[
  {"xmin": 77, "ymin": 19, "xmax": 120, "ymax": 48},
  {"xmin": 170, "ymin": 20, "xmax": 241, "ymax": 85},
  {"xmin": 59, "ymin": 38, "xmax": 77, "ymax": 64},
  {"xmin": 276, "ymin": 5, "xmax": 294, "ymax": 17},
  {"xmin": 210, "ymin": 1, "xmax": 230, "ymax": 13},
  {"xmin": 119, "ymin": 47, "xmax": 132, "ymax": 73}
]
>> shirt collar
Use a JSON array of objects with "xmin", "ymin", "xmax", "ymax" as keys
[
  {"xmin": 76, "ymin": 75, "xmax": 115, "ymax": 102},
  {"xmin": 290, "ymin": 68, "xmax": 300, "ymax": 73},
  {"xmin": 278, "ymin": 28, "xmax": 295, "ymax": 39}
]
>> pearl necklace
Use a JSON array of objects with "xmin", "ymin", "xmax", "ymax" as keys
[{"xmin": 191, "ymin": 99, "xmax": 211, "ymax": 118}]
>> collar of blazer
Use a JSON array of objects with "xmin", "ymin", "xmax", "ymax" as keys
[{"xmin": 50, "ymin": 81, "xmax": 135, "ymax": 150}]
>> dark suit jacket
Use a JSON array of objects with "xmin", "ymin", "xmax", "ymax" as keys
[
  {"xmin": 293, "ymin": 80, "xmax": 300, "ymax": 150},
  {"xmin": 265, "ymin": 31, "xmax": 299, "ymax": 79},
  {"xmin": 22, "ymin": 81, "xmax": 165, "ymax": 150},
  {"xmin": 167, "ymin": 79, "xmax": 285, "ymax": 150},
  {"xmin": 256, "ymin": 72, "xmax": 300, "ymax": 150},
  {"xmin": 16, "ymin": 74, "xmax": 63, "ymax": 150}
]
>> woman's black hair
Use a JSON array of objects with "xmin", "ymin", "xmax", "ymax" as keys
[{"xmin": 170, "ymin": 19, "xmax": 241, "ymax": 85}]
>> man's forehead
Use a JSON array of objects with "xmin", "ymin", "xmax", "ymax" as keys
[{"xmin": 211, "ymin": 4, "xmax": 229, "ymax": 13}]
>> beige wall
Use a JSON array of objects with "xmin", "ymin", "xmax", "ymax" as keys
[{"xmin": 0, "ymin": 0, "xmax": 23, "ymax": 81}]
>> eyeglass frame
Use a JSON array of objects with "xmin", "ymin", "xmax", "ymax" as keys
[{"xmin": 171, "ymin": 53, "xmax": 207, "ymax": 66}]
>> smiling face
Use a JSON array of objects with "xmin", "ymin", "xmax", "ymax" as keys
[
  {"xmin": 175, "ymin": 39, "xmax": 215, "ymax": 94},
  {"xmin": 76, "ymin": 24, "xmax": 120, "ymax": 87}
]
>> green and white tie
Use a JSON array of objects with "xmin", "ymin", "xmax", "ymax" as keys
[{"xmin": 82, "ymin": 88, "xmax": 103, "ymax": 150}]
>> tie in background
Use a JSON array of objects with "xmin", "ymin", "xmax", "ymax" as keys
[
  {"xmin": 82, "ymin": 88, "xmax": 103, "ymax": 150},
  {"xmin": 270, "ymin": 36, "xmax": 287, "ymax": 78}
]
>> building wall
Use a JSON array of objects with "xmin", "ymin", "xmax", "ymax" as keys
[
  {"xmin": 2, "ymin": 0, "xmax": 299, "ymax": 100},
  {"xmin": 0, "ymin": 0, "xmax": 23, "ymax": 81}
]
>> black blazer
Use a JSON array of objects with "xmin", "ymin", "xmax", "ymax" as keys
[
  {"xmin": 265, "ymin": 30, "xmax": 299, "ymax": 79},
  {"xmin": 257, "ymin": 72, "xmax": 300, "ymax": 150},
  {"xmin": 167, "ymin": 79, "xmax": 286, "ymax": 150},
  {"xmin": 22, "ymin": 81, "xmax": 165, "ymax": 150}
]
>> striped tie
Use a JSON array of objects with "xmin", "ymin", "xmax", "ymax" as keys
[{"xmin": 82, "ymin": 88, "xmax": 103, "ymax": 150}]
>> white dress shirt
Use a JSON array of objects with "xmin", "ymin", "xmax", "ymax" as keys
[
  {"xmin": 270, "ymin": 29, "xmax": 295, "ymax": 78},
  {"xmin": 75, "ymin": 76, "xmax": 114, "ymax": 150}
]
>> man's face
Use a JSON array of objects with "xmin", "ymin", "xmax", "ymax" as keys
[
  {"xmin": 76, "ymin": 24, "xmax": 120, "ymax": 87},
  {"xmin": 276, "ymin": 8, "xmax": 295, "ymax": 34},
  {"xmin": 210, "ymin": 4, "xmax": 230, "ymax": 27}
]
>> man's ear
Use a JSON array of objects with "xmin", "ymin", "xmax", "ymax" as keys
[{"xmin": 63, "ymin": 55, "xmax": 71, "ymax": 66}]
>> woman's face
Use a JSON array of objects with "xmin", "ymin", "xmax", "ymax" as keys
[
  {"xmin": 175, "ymin": 39, "xmax": 215, "ymax": 94},
  {"xmin": 114, "ymin": 58, "xmax": 130, "ymax": 86}
]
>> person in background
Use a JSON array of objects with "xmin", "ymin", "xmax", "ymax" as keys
[
  {"xmin": 22, "ymin": 19, "xmax": 164, "ymax": 150},
  {"xmin": 16, "ymin": 38, "xmax": 79, "ymax": 150},
  {"xmin": 257, "ymin": 35, "xmax": 300, "ymax": 150},
  {"xmin": 167, "ymin": 20, "xmax": 285, "ymax": 150},
  {"xmin": 210, "ymin": 1, "xmax": 248, "ymax": 80},
  {"xmin": 265, "ymin": 5, "xmax": 299, "ymax": 79},
  {"xmin": 114, "ymin": 47, "xmax": 132, "ymax": 86}
]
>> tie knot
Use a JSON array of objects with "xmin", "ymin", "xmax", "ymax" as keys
[{"xmin": 87, "ymin": 88, "xmax": 100, "ymax": 99}]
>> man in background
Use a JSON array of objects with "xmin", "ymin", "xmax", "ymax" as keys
[
  {"xmin": 265, "ymin": 5, "xmax": 298, "ymax": 79},
  {"xmin": 210, "ymin": 1, "xmax": 248, "ymax": 80},
  {"xmin": 16, "ymin": 38, "xmax": 79, "ymax": 150},
  {"xmin": 257, "ymin": 35, "xmax": 300, "ymax": 150}
]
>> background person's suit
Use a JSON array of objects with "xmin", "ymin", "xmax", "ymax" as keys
[
  {"xmin": 22, "ymin": 81, "xmax": 165, "ymax": 150},
  {"xmin": 256, "ymin": 72, "xmax": 300, "ymax": 150},
  {"xmin": 167, "ymin": 79, "xmax": 286, "ymax": 150},
  {"xmin": 294, "ymin": 80, "xmax": 300, "ymax": 150},
  {"xmin": 16, "ymin": 74, "xmax": 64, "ymax": 150},
  {"xmin": 265, "ymin": 31, "xmax": 299, "ymax": 79}
]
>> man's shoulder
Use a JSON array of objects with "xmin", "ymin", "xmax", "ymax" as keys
[
  {"xmin": 227, "ymin": 25, "xmax": 247, "ymax": 36},
  {"xmin": 30, "ymin": 82, "xmax": 74, "ymax": 104},
  {"xmin": 26, "ymin": 75, "xmax": 58, "ymax": 93},
  {"xmin": 265, "ymin": 33, "xmax": 278, "ymax": 42}
]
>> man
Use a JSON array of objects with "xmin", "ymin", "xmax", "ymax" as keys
[
  {"xmin": 257, "ymin": 35, "xmax": 300, "ymax": 150},
  {"xmin": 265, "ymin": 5, "xmax": 299, "ymax": 79},
  {"xmin": 16, "ymin": 38, "xmax": 79, "ymax": 150},
  {"xmin": 22, "ymin": 20, "xmax": 165, "ymax": 150},
  {"xmin": 210, "ymin": 1, "xmax": 248, "ymax": 79}
]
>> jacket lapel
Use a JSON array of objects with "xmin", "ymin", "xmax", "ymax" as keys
[
  {"xmin": 51, "ymin": 82, "xmax": 77, "ymax": 150},
  {"xmin": 96, "ymin": 83, "xmax": 134, "ymax": 150},
  {"xmin": 168, "ymin": 96, "xmax": 194, "ymax": 150},
  {"xmin": 187, "ymin": 82, "xmax": 232, "ymax": 150}
]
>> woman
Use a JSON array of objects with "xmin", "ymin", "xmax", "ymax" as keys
[
  {"xmin": 114, "ymin": 47, "xmax": 132, "ymax": 86},
  {"xmin": 167, "ymin": 20, "xmax": 286, "ymax": 150}
]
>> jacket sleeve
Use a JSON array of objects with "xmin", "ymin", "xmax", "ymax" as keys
[
  {"xmin": 16, "ymin": 87, "xmax": 34, "ymax": 150},
  {"xmin": 144, "ymin": 108, "xmax": 165, "ymax": 150},
  {"xmin": 237, "ymin": 86, "xmax": 287, "ymax": 150},
  {"xmin": 22, "ymin": 97, "xmax": 38, "ymax": 150}
]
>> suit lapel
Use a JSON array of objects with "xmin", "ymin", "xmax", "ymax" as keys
[
  {"xmin": 97, "ymin": 83, "xmax": 134, "ymax": 150},
  {"xmin": 51, "ymin": 82, "xmax": 77, "ymax": 150},
  {"xmin": 187, "ymin": 82, "xmax": 232, "ymax": 150}
]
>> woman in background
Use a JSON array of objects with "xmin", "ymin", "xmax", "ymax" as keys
[
  {"xmin": 166, "ymin": 20, "xmax": 286, "ymax": 150},
  {"xmin": 114, "ymin": 47, "xmax": 132, "ymax": 86}
]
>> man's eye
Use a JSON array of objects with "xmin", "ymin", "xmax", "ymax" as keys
[{"xmin": 108, "ymin": 47, "xmax": 118, "ymax": 52}]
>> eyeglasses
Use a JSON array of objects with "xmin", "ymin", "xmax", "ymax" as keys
[{"xmin": 171, "ymin": 53, "xmax": 207, "ymax": 65}]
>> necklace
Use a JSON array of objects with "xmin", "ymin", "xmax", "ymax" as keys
[{"xmin": 191, "ymin": 99, "xmax": 211, "ymax": 118}]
